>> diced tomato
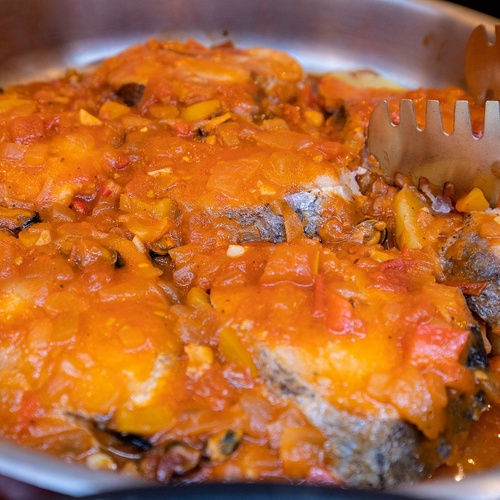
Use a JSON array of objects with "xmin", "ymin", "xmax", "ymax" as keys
[
  {"xmin": 9, "ymin": 115, "xmax": 46, "ymax": 144},
  {"xmin": 172, "ymin": 120, "xmax": 192, "ymax": 137},
  {"xmin": 42, "ymin": 114, "xmax": 60, "ymax": 131},
  {"xmin": 101, "ymin": 186, "xmax": 112, "ymax": 197},
  {"xmin": 404, "ymin": 323, "xmax": 472, "ymax": 389},
  {"xmin": 442, "ymin": 279, "xmax": 488, "ymax": 297},
  {"xmin": 260, "ymin": 243, "xmax": 318, "ymax": 286},
  {"xmin": 138, "ymin": 72, "xmax": 176, "ymax": 113},
  {"xmin": 15, "ymin": 393, "xmax": 40, "ymax": 436},
  {"xmin": 306, "ymin": 466, "xmax": 343, "ymax": 486},
  {"xmin": 103, "ymin": 150, "xmax": 129, "ymax": 170},
  {"xmin": 298, "ymin": 83, "xmax": 317, "ymax": 108},
  {"xmin": 325, "ymin": 292, "xmax": 356, "ymax": 334},
  {"xmin": 372, "ymin": 258, "xmax": 421, "ymax": 292},
  {"xmin": 314, "ymin": 141, "xmax": 347, "ymax": 160},
  {"xmin": 312, "ymin": 274, "xmax": 326, "ymax": 318},
  {"xmin": 71, "ymin": 199, "xmax": 90, "ymax": 215}
]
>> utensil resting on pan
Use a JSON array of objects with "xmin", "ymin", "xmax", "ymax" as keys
[{"xmin": 368, "ymin": 24, "xmax": 500, "ymax": 207}]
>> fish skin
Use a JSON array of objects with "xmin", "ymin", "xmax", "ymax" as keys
[
  {"xmin": 257, "ymin": 334, "xmax": 487, "ymax": 489},
  {"xmin": 441, "ymin": 211, "xmax": 500, "ymax": 337}
]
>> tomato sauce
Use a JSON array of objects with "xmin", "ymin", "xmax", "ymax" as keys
[{"xmin": 0, "ymin": 38, "xmax": 498, "ymax": 488}]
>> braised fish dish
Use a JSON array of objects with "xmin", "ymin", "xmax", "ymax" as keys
[{"xmin": 0, "ymin": 39, "xmax": 499, "ymax": 490}]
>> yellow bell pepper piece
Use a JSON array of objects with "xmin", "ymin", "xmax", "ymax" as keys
[
  {"xmin": 455, "ymin": 187, "xmax": 489, "ymax": 213},
  {"xmin": 180, "ymin": 99, "xmax": 221, "ymax": 121}
]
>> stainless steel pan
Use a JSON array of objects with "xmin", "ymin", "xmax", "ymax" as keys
[{"xmin": 0, "ymin": 0, "xmax": 498, "ymax": 498}]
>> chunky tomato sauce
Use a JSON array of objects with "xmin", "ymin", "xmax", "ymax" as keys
[{"xmin": 0, "ymin": 39, "xmax": 498, "ymax": 488}]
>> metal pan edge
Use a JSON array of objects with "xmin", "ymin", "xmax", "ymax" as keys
[{"xmin": 0, "ymin": 0, "xmax": 498, "ymax": 498}]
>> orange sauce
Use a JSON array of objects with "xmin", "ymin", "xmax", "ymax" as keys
[{"xmin": 0, "ymin": 38, "xmax": 497, "ymax": 487}]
